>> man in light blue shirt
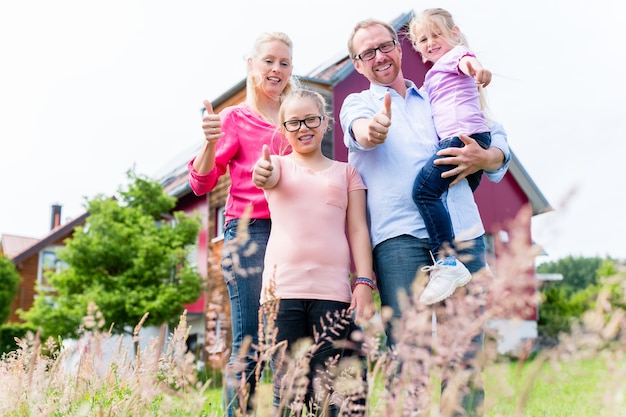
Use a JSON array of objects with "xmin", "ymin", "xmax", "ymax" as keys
[{"xmin": 340, "ymin": 18, "xmax": 510, "ymax": 417}]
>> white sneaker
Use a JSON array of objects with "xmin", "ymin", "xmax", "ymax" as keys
[{"xmin": 420, "ymin": 256, "xmax": 471, "ymax": 305}]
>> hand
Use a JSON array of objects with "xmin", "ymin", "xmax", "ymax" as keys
[
  {"xmin": 202, "ymin": 100, "xmax": 224, "ymax": 143},
  {"xmin": 435, "ymin": 135, "xmax": 488, "ymax": 186},
  {"xmin": 466, "ymin": 60, "xmax": 492, "ymax": 87},
  {"xmin": 349, "ymin": 284, "xmax": 376, "ymax": 325},
  {"xmin": 368, "ymin": 92, "xmax": 392, "ymax": 145},
  {"xmin": 252, "ymin": 144, "xmax": 273, "ymax": 188}
]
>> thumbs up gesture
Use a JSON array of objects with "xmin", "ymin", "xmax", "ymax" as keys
[
  {"xmin": 369, "ymin": 92, "xmax": 392, "ymax": 145},
  {"xmin": 202, "ymin": 100, "xmax": 224, "ymax": 143},
  {"xmin": 252, "ymin": 144, "xmax": 276, "ymax": 188}
]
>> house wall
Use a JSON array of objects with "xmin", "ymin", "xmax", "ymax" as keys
[
  {"xmin": 176, "ymin": 89, "xmax": 246, "ymax": 355},
  {"xmin": 9, "ymin": 229, "xmax": 77, "ymax": 323},
  {"xmin": 9, "ymin": 255, "xmax": 39, "ymax": 323},
  {"xmin": 475, "ymin": 172, "xmax": 530, "ymax": 233}
]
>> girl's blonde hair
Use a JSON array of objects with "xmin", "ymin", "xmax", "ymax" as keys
[
  {"xmin": 409, "ymin": 8, "xmax": 468, "ymax": 64},
  {"xmin": 409, "ymin": 8, "xmax": 492, "ymax": 119},
  {"xmin": 278, "ymin": 89, "xmax": 328, "ymax": 127},
  {"xmin": 276, "ymin": 89, "xmax": 330, "ymax": 155},
  {"xmin": 246, "ymin": 32, "xmax": 298, "ymax": 119}
]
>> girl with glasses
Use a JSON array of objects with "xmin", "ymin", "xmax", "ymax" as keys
[
  {"xmin": 187, "ymin": 31, "xmax": 296, "ymax": 416},
  {"xmin": 252, "ymin": 89, "xmax": 375, "ymax": 416}
]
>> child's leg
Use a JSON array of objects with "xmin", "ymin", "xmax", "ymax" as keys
[
  {"xmin": 412, "ymin": 137, "xmax": 465, "ymax": 257},
  {"xmin": 467, "ymin": 132, "xmax": 492, "ymax": 193},
  {"xmin": 308, "ymin": 301, "xmax": 352, "ymax": 417},
  {"xmin": 272, "ymin": 300, "xmax": 309, "ymax": 415}
]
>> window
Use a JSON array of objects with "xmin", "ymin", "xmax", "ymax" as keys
[
  {"xmin": 212, "ymin": 206, "xmax": 226, "ymax": 242},
  {"xmin": 38, "ymin": 247, "xmax": 67, "ymax": 291},
  {"xmin": 484, "ymin": 233, "xmax": 495, "ymax": 256},
  {"xmin": 186, "ymin": 245, "xmax": 198, "ymax": 269}
]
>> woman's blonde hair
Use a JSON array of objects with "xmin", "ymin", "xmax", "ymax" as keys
[{"xmin": 246, "ymin": 32, "xmax": 298, "ymax": 119}]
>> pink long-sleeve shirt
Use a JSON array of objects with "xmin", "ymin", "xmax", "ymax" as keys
[{"xmin": 187, "ymin": 103, "xmax": 289, "ymax": 222}]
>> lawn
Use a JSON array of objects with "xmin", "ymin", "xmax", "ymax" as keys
[
  {"xmin": 483, "ymin": 356, "xmax": 615, "ymax": 416},
  {"xmin": 203, "ymin": 354, "xmax": 625, "ymax": 416}
]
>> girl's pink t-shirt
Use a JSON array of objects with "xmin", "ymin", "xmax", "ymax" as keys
[
  {"xmin": 187, "ymin": 103, "xmax": 288, "ymax": 221},
  {"xmin": 260, "ymin": 157, "xmax": 366, "ymax": 304}
]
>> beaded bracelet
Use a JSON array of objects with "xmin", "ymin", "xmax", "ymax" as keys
[{"xmin": 355, "ymin": 277, "xmax": 376, "ymax": 291}]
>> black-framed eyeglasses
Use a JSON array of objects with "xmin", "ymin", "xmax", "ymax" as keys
[
  {"xmin": 354, "ymin": 39, "xmax": 398, "ymax": 61},
  {"xmin": 283, "ymin": 116, "xmax": 324, "ymax": 132}
]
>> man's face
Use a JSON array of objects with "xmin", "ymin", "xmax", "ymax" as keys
[{"xmin": 352, "ymin": 25, "xmax": 402, "ymax": 87}]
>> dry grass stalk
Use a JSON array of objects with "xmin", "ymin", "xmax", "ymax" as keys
[{"xmin": 2, "ymin": 208, "xmax": 625, "ymax": 416}]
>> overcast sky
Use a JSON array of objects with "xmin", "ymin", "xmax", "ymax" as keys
[{"xmin": 1, "ymin": 0, "xmax": 624, "ymax": 262}]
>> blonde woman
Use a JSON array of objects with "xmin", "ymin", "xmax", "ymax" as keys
[{"xmin": 187, "ymin": 32, "xmax": 296, "ymax": 416}]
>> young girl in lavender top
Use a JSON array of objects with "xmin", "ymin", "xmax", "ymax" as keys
[{"xmin": 409, "ymin": 8, "xmax": 494, "ymax": 305}]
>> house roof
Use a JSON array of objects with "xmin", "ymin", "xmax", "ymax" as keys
[
  {"xmin": 159, "ymin": 10, "xmax": 551, "ymax": 216},
  {"xmin": 508, "ymin": 152, "xmax": 551, "ymax": 215},
  {"xmin": 8, "ymin": 212, "xmax": 89, "ymax": 264},
  {"xmin": 1, "ymin": 234, "xmax": 39, "ymax": 259}
]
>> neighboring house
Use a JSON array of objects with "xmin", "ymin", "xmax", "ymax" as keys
[
  {"xmin": 159, "ymin": 11, "xmax": 552, "ymax": 356},
  {"xmin": 1, "ymin": 204, "xmax": 88, "ymax": 323},
  {"xmin": 2, "ymin": 204, "xmax": 206, "ymax": 357}
]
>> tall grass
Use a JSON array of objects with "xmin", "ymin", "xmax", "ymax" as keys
[{"xmin": 1, "ymin": 209, "xmax": 625, "ymax": 416}]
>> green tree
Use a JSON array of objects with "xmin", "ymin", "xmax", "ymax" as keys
[
  {"xmin": 21, "ymin": 170, "xmax": 203, "ymax": 340},
  {"xmin": 537, "ymin": 255, "xmax": 605, "ymax": 295},
  {"xmin": 537, "ymin": 257, "xmax": 625, "ymax": 340},
  {"xmin": 0, "ymin": 254, "xmax": 21, "ymax": 323}
]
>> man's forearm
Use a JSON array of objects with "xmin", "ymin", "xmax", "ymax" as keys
[{"xmin": 483, "ymin": 146, "xmax": 506, "ymax": 172}]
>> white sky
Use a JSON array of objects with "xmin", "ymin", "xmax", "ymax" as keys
[{"xmin": 1, "ymin": 0, "xmax": 624, "ymax": 262}]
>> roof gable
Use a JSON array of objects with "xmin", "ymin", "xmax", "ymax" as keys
[
  {"xmin": 1, "ymin": 234, "xmax": 39, "ymax": 259},
  {"xmin": 9, "ymin": 212, "xmax": 89, "ymax": 264}
]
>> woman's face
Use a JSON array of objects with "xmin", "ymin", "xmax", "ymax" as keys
[
  {"xmin": 281, "ymin": 98, "xmax": 327, "ymax": 155},
  {"xmin": 250, "ymin": 40, "xmax": 293, "ymax": 100}
]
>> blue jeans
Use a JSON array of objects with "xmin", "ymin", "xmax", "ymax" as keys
[
  {"xmin": 270, "ymin": 299, "xmax": 352, "ymax": 417},
  {"xmin": 373, "ymin": 234, "xmax": 486, "ymax": 416},
  {"xmin": 222, "ymin": 218, "xmax": 271, "ymax": 417},
  {"xmin": 412, "ymin": 132, "xmax": 491, "ymax": 255}
]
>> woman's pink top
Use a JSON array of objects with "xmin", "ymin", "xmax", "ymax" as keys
[
  {"xmin": 260, "ymin": 157, "xmax": 366, "ymax": 304},
  {"xmin": 187, "ymin": 103, "xmax": 288, "ymax": 221}
]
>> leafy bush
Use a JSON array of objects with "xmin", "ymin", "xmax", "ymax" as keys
[{"xmin": 0, "ymin": 323, "xmax": 36, "ymax": 355}]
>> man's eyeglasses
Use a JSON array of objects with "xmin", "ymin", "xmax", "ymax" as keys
[
  {"xmin": 283, "ymin": 116, "xmax": 324, "ymax": 132},
  {"xmin": 354, "ymin": 40, "xmax": 398, "ymax": 61}
]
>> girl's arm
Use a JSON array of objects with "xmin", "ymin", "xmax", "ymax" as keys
[
  {"xmin": 346, "ymin": 188, "xmax": 376, "ymax": 323},
  {"xmin": 459, "ymin": 56, "xmax": 492, "ymax": 87}
]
